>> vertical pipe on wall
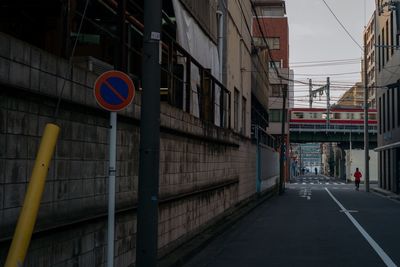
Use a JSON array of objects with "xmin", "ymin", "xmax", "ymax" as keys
[{"xmin": 217, "ymin": 10, "xmax": 224, "ymax": 82}]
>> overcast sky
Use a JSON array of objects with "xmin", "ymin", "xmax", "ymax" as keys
[{"xmin": 286, "ymin": 0, "xmax": 376, "ymax": 107}]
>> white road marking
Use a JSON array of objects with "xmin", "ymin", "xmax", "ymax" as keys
[
  {"xmin": 310, "ymin": 182, "xmax": 314, "ymax": 185},
  {"xmin": 325, "ymin": 182, "xmax": 330, "ymax": 185},
  {"xmin": 340, "ymin": 210, "xmax": 358, "ymax": 213},
  {"xmin": 299, "ymin": 188, "xmax": 312, "ymax": 200},
  {"xmin": 302, "ymin": 182, "xmax": 306, "ymax": 185},
  {"xmin": 325, "ymin": 188, "xmax": 397, "ymax": 267}
]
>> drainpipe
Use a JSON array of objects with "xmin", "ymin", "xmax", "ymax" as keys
[
  {"xmin": 217, "ymin": 8, "xmax": 224, "ymax": 127},
  {"xmin": 217, "ymin": 10, "xmax": 224, "ymax": 82}
]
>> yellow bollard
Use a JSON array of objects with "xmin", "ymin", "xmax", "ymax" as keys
[{"xmin": 5, "ymin": 123, "xmax": 60, "ymax": 267}]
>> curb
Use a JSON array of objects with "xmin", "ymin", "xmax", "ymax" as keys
[
  {"xmin": 371, "ymin": 187, "xmax": 400, "ymax": 201},
  {"xmin": 158, "ymin": 187, "xmax": 278, "ymax": 267}
]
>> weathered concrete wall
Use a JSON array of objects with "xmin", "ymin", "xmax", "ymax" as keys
[
  {"xmin": 260, "ymin": 145, "xmax": 279, "ymax": 191},
  {"xmin": 0, "ymin": 32, "xmax": 258, "ymax": 266},
  {"xmin": 345, "ymin": 149, "xmax": 378, "ymax": 182},
  {"xmin": 225, "ymin": 0, "xmax": 252, "ymax": 136}
]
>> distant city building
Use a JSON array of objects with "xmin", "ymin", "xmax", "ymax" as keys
[
  {"xmin": 291, "ymin": 143, "xmax": 321, "ymax": 174},
  {"xmin": 363, "ymin": 12, "xmax": 377, "ymax": 108},
  {"xmin": 252, "ymin": 0, "xmax": 292, "ymax": 137},
  {"xmin": 334, "ymin": 82, "xmax": 364, "ymax": 108},
  {"xmin": 252, "ymin": 0, "xmax": 292, "ymax": 180}
]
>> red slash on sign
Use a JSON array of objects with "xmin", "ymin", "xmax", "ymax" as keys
[{"xmin": 94, "ymin": 70, "xmax": 135, "ymax": 112}]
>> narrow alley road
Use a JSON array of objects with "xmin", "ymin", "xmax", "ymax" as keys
[{"xmin": 184, "ymin": 175, "xmax": 400, "ymax": 267}]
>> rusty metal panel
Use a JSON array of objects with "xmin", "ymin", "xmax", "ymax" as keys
[{"xmin": 180, "ymin": 0, "xmax": 218, "ymax": 42}]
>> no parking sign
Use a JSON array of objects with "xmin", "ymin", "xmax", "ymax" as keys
[
  {"xmin": 93, "ymin": 70, "xmax": 135, "ymax": 267},
  {"xmin": 94, "ymin": 70, "xmax": 135, "ymax": 111}
]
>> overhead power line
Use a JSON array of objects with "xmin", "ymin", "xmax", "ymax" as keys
[
  {"xmin": 291, "ymin": 61, "xmax": 361, "ymax": 68},
  {"xmin": 294, "ymin": 71, "xmax": 361, "ymax": 76},
  {"xmin": 321, "ymin": 0, "xmax": 363, "ymax": 51},
  {"xmin": 291, "ymin": 57, "xmax": 361, "ymax": 64}
]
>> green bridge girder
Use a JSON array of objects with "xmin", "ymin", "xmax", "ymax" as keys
[{"xmin": 289, "ymin": 131, "xmax": 377, "ymax": 147}]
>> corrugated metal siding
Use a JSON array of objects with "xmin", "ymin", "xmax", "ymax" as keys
[{"xmin": 180, "ymin": 0, "xmax": 218, "ymax": 43}]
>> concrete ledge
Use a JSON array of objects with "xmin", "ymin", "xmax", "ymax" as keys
[
  {"xmin": 371, "ymin": 186, "xmax": 400, "ymax": 201},
  {"xmin": 157, "ymin": 186, "xmax": 278, "ymax": 267}
]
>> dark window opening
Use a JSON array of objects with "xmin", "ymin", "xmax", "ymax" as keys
[
  {"xmin": 382, "ymin": 28, "xmax": 385, "ymax": 67},
  {"xmin": 392, "ymin": 88, "xmax": 395, "ymax": 129},
  {"xmin": 383, "ymin": 94, "xmax": 386, "ymax": 132},
  {"xmin": 391, "ymin": 12, "xmax": 394, "ymax": 55},
  {"xmin": 386, "ymin": 20, "xmax": 389, "ymax": 61},
  {"xmin": 387, "ymin": 91, "xmax": 390, "ymax": 131},
  {"xmin": 378, "ymin": 35, "xmax": 381, "ymax": 71}
]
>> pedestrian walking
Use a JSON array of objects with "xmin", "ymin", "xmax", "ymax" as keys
[{"xmin": 354, "ymin": 168, "xmax": 362, "ymax": 190}]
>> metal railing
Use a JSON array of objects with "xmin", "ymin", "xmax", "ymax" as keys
[
  {"xmin": 160, "ymin": 35, "xmax": 231, "ymax": 128},
  {"xmin": 289, "ymin": 123, "xmax": 378, "ymax": 133},
  {"xmin": 251, "ymin": 124, "xmax": 275, "ymax": 148}
]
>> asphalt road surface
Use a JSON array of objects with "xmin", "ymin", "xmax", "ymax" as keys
[{"xmin": 184, "ymin": 175, "xmax": 400, "ymax": 267}]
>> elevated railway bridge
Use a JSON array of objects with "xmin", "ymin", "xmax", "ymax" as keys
[{"xmin": 289, "ymin": 108, "xmax": 377, "ymax": 148}]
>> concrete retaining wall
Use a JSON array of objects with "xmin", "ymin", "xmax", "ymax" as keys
[{"xmin": 0, "ymin": 32, "xmax": 258, "ymax": 266}]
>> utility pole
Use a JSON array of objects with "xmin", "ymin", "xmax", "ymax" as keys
[
  {"xmin": 363, "ymin": 31, "xmax": 370, "ymax": 192},
  {"xmin": 136, "ymin": 0, "xmax": 162, "ymax": 266},
  {"xmin": 299, "ymin": 145, "xmax": 302, "ymax": 175},
  {"xmin": 309, "ymin": 78, "xmax": 312, "ymax": 108},
  {"xmin": 279, "ymin": 85, "xmax": 287, "ymax": 195},
  {"xmin": 326, "ymin": 77, "xmax": 330, "ymax": 128}
]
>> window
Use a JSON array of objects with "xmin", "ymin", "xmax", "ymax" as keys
[
  {"xmin": 294, "ymin": 112, "xmax": 304, "ymax": 119},
  {"xmin": 234, "ymin": 88, "xmax": 239, "ymax": 131},
  {"xmin": 379, "ymin": 151, "xmax": 383, "ymax": 188},
  {"xmin": 392, "ymin": 88, "xmax": 395, "ymax": 129},
  {"xmin": 271, "ymin": 85, "xmax": 281, "ymax": 97},
  {"xmin": 383, "ymin": 150, "xmax": 387, "ymax": 188},
  {"xmin": 391, "ymin": 12, "xmax": 394, "ymax": 55},
  {"xmin": 386, "ymin": 20, "xmax": 389, "ymax": 61},
  {"xmin": 261, "ymin": 7, "xmax": 284, "ymax": 17},
  {"xmin": 253, "ymin": 37, "xmax": 266, "ymax": 48},
  {"xmin": 270, "ymin": 61, "xmax": 282, "ymax": 68},
  {"xmin": 398, "ymin": 86, "xmax": 400, "ymax": 127},
  {"xmin": 270, "ymin": 109, "xmax": 287, "ymax": 122},
  {"xmin": 379, "ymin": 97, "xmax": 382, "ymax": 134},
  {"xmin": 378, "ymin": 35, "xmax": 381, "ymax": 71},
  {"xmin": 387, "ymin": 91, "xmax": 390, "ymax": 131},
  {"xmin": 383, "ymin": 94, "xmax": 386, "ymax": 132},
  {"xmin": 253, "ymin": 37, "xmax": 280, "ymax": 50},
  {"xmin": 388, "ymin": 150, "xmax": 391, "ymax": 191},
  {"xmin": 270, "ymin": 110, "xmax": 281, "ymax": 122},
  {"xmin": 242, "ymin": 97, "xmax": 247, "ymax": 135},
  {"xmin": 382, "ymin": 28, "xmax": 385, "ymax": 67},
  {"xmin": 267, "ymin": 37, "xmax": 280, "ymax": 50}
]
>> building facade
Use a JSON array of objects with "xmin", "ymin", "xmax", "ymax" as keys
[
  {"xmin": 335, "ymin": 82, "xmax": 364, "ymax": 108},
  {"xmin": 375, "ymin": 0, "xmax": 400, "ymax": 194},
  {"xmin": 364, "ymin": 13, "xmax": 377, "ymax": 108},
  {"xmin": 0, "ymin": 0, "xmax": 279, "ymax": 266},
  {"xmin": 252, "ymin": 0, "xmax": 291, "ymax": 180}
]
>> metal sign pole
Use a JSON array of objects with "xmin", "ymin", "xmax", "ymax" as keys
[{"xmin": 107, "ymin": 111, "xmax": 117, "ymax": 267}]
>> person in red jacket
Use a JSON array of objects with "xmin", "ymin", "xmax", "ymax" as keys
[{"xmin": 354, "ymin": 168, "xmax": 362, "ymax": 190}]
